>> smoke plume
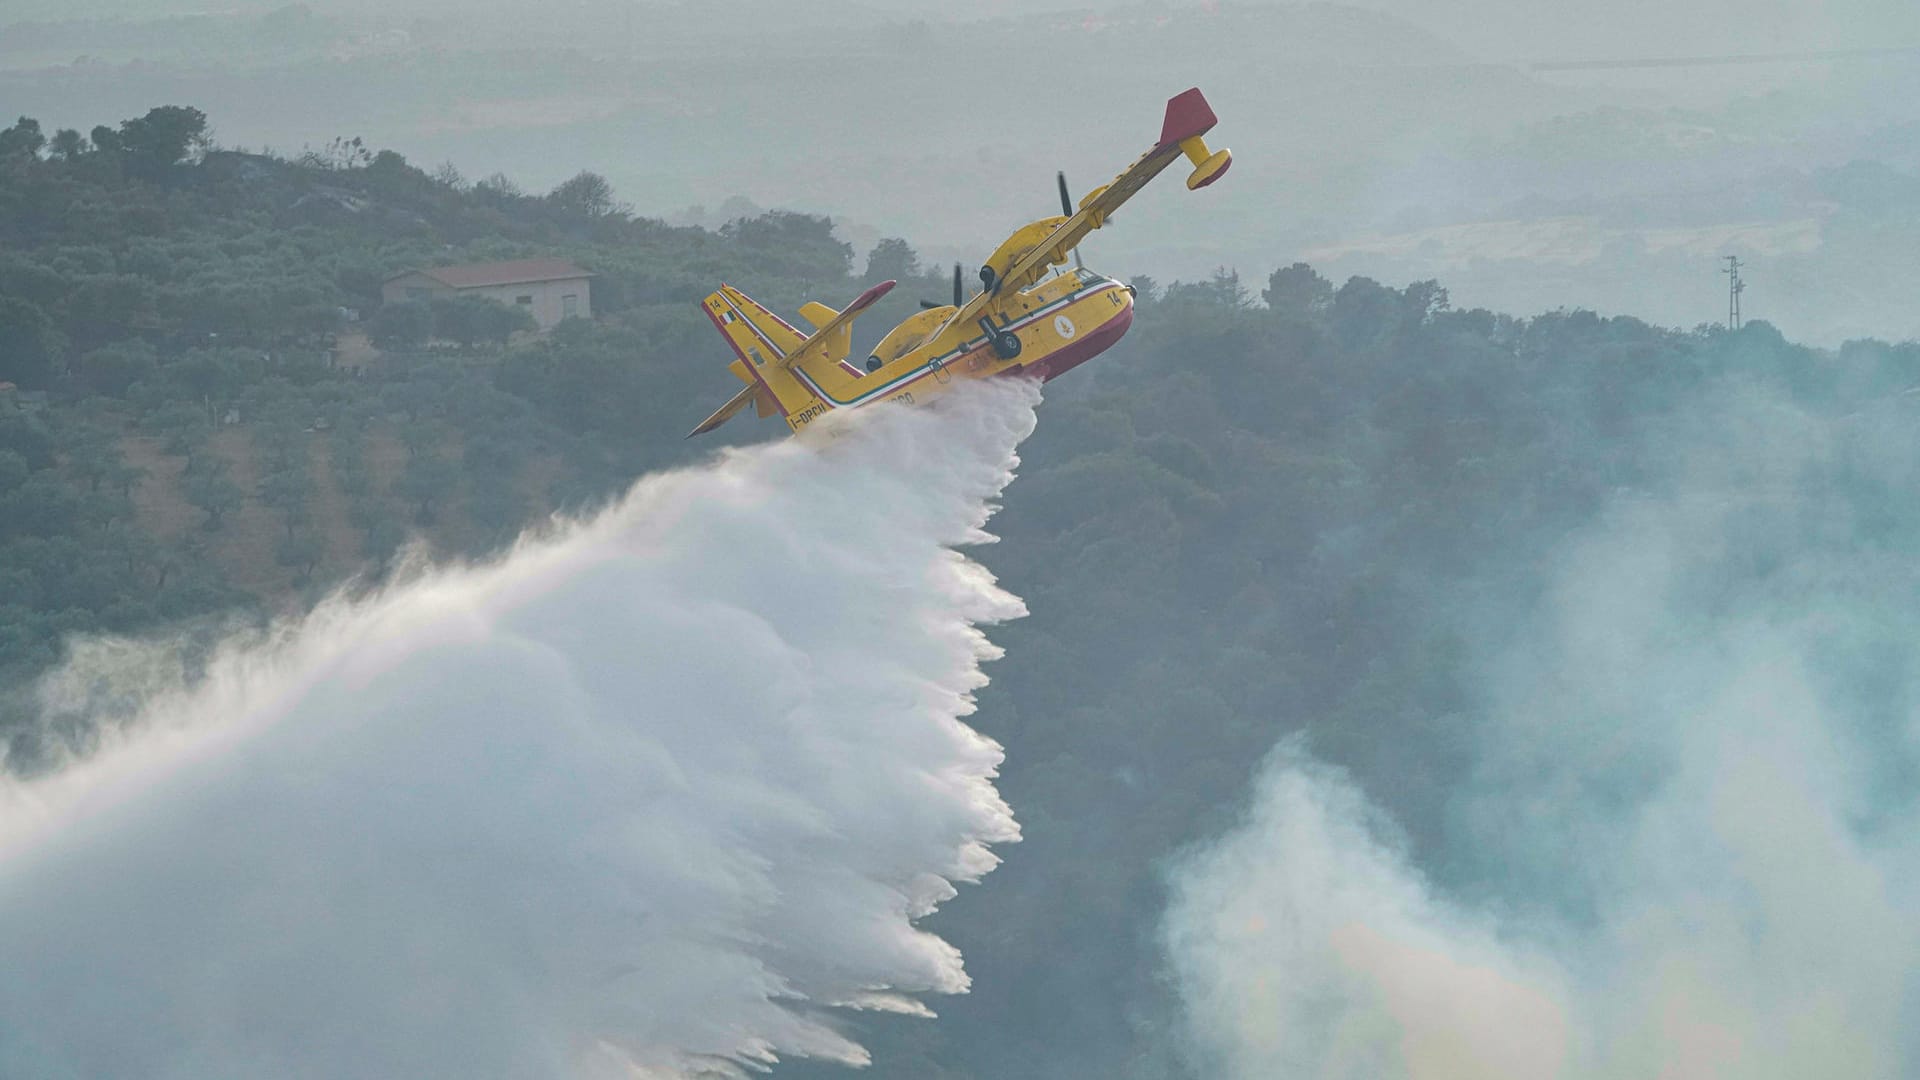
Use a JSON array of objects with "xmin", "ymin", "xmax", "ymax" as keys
[
  {"xmin": 1166, "ymin": 375, "xmax": 1920, "ymax": 1078},
  {"xmin": 0, "ymin": 383, "xmax": 1038, "ymax": 1079}
]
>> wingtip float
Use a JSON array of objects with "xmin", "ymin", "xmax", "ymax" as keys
[{"xmin": 689, "ymin": 87, "xmax": 1232, "ymax": 439}]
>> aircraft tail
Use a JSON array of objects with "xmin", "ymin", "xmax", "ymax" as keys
[
  {"xmin": 692, "ymin": 285, "xmax": 832, "ymax": 437},
  {"xmin": 692, "ymin": 280, "xmax": 900, "ymax": 437}
]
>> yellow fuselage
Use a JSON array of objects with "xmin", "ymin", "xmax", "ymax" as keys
[{"xmin": 782, "ymin": 268, "xmax": 1135, "ymax": 433}]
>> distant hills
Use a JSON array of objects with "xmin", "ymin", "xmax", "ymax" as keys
[{"xmin": 7, "ymin": 2, "xmax": 1919, "ymax": 343}]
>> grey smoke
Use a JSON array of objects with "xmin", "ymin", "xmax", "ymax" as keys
[
  {"xmin": 1166, "ymin": 375, "xmax": 1920, "ymax": 1078},
  {"xmin": 0, "ymin": 383, "xmax": 1039, "ymax": 1079}
]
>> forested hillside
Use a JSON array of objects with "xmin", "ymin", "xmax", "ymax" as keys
[
  {"xmin": 5, "ymin": 106, "xmax": 1920, "ymax": 1079},
  {"xmin": 873, "ymin": 274, "xmax": 1920, "ymax": 1078},
  {"xmin": 0, "ymin": 105, "xmax": 932, "ymax": 746}
]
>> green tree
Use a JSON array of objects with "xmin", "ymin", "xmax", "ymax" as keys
[
  {"xmin": 280, "ymin": 496, "xmax": 312, "ymax": 541},
  {"xmin": 0, "ymin": 117, "xmax": 46, "ymax": 159},
  {"xmin": 259, "ymin": 467, "xmax": 308, "ymax": 513},
  {"xmin": 1264, "ymin": 262, "xmax": 1333, "ymax": 318},
  {"xmin": 331, "ymin": 430, "xmax": 370, "ymax": 496},
  {"xmin": 164, "ymin": 350, "xmax": 243, "ymax": 420},
  {"xmin": 146, "ymin": 401, "xmax": 208, "ymax": 454},
  {"xmin": 361, "ymin": 516, "xmax": 406, "ymax": 563},
  {"xmin": 1401, "ymin": 279, "xmax": 1450, "ymax": 324},
  {"xmin": 76, "ymin": 340, "xmax": 159, "ymax": 397},
  {"xmin": 1330, "ymin": 275, "xmax": 1406, "ymax": 348},
  {"xmin": 184, "ymin": 463, "xmax": 241, "ymax": 530},
  {"xmin": 466, "ymin": 481, "xmax": 524, "ymax": 540},
  {"xmin": 300, "ymin": 135, "xmax": 370, "ymax": 171},
  {"xmin": 548, "ymin": 171, "xmax": 624, "ymax": 218},
  {"xmin": 107, "ymin": 460, "xmax": 146, "ymax": 498},
  {"xmin": 865, "ymin": 237, "xmax": 921, "ymax": 283},
  {"xmin": 0, "ymin": 297, "xmax": 62, "ymax": 388},
  {"xmin": 113, "ymin": 106, "xmax": 210, "ymax": 178},
  {"xmin": 60, "ymin": 430, "xmax": 120, "ymax": 494},
  {"xmin": 397, "ymin": 416, "xmax": 439, "ymax": 461},
  {"xmin": 0, "ymin": 402, "xmax": 55, "ymax": 474},
  {"xmin": 720, "ymin": 211, "xmax": 854, "ymax": 280},
  {"xmin": 474, "ymin": 172, "xmax": 523, "ymax": 204},
  {"xmin": 257, "ymin": 418, "xmax": 307, "ymax": 473},
  {"xmin": 276, "ymin": 529, "xmax": 324, "ymax": 584},
  {"xmin": 429, "ymin": 294, "xmax": 534, "ymax": 347},
  {"xmin": 369, "ymin": 301, "xmax": 433, "ymax": 349},
  {"xmin": 0, "ymin": 451, "xmax": 29, "ymax": 496},
  {"xmin": 45, "ymin": 129, "xmax": 86, "ymax": 162},
  {"xmin": 1164, "ymin": 266, "xmax": 1249, "ymax": 308},
  {"xmin": 396, "ymin": 452, "xmax": 457, "ymax": 523},
  {"xmin": 65, "ymin": 276, "xmax": 157, "ymax": 354}
]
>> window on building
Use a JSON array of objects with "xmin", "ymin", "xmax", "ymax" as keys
[
  {"xmin": 562, "ymin": 294, "xmax": 579, "ymax": 318},
  {"xmin": 516, "ymin": 295, "xmax": 534, "ymax": 305}
]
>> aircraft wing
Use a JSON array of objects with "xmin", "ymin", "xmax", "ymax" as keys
[
  {"xmin": 982, "ymin": 87, "xmax": 1231, "ymax": 303},
  {"xmin": 772, "ymin": 279, "xmax": 896, "ymax": 370}
]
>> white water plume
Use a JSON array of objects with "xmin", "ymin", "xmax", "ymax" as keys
[{"xmin": 0, "ymin": 382, "xmax": 1038, "ymax": 1079}]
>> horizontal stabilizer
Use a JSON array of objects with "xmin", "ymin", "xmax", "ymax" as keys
[
  {"xmin": 771, "ymin": 280, "xmax": 897, "ymax": 371},
  {"xmin": 799, "ymin": 302, "xmax": 839, "ymax": 330},
  {"xmin": 687, "ymin": 383, "xmax": 758, "ymax": 438}
]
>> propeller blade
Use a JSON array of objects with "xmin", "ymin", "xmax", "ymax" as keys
[
  {"xmin": 1060, "ymin": 171, "xmax": 1085, "ymax": 269},
  {"xmin": 952, "ymin": 262, "xmax": 963, "ymax": 307}
]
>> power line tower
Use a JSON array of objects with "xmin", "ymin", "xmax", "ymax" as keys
[{"xmin": 1722, "ymin": 255, "xmax": 1746, "ymax": 330}]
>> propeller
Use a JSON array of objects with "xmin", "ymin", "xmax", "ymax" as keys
[
  {"xmin": 1058, "ymin": 171, "xmax": 1085, "ymax": 270},
  {"xmin": 919, "ymin": 262, "xmax": 966, "ymax": 310}
]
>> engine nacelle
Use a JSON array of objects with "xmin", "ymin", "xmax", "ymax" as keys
[{"xmin": 979, "ymin": 215, "xmax": 1070, "ymax": 292}]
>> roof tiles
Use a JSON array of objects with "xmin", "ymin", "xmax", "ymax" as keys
[{"xmin": 391, "ymin": 257, "xmax": 593, "ymax": 288}]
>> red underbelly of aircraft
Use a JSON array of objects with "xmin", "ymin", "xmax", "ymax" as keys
[{"xmin": 1021, "ymin": 303, "xmax": 1134, "ymax": 383}]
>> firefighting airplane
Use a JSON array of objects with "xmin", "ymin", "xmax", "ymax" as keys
[{"xmin": 688, "ymin": 87, "xmax": 1231, "ymax": 438}]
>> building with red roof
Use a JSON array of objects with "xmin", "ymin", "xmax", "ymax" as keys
[{"xmin": 381, "ymin": 257, "xmax": 593, "ymax": 331}]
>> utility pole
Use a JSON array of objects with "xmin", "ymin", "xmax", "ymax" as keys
[{"xmin": 1722, "ymin": 255, "xmax": 1745, "ymax": 330}]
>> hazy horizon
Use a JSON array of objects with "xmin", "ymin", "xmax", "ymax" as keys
[{"xmin": 5, "ymin": 0, "xmax": 1920, "ymax": 342}]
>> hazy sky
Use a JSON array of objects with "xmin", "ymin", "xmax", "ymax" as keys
[
  {"xmin": 8, "ymin": 0, "xmax": 1918, "ymax": 58},
  {"xmin": 4, "ymin": 0, "xmax": 1917, "ymax": 340},
  {"xmin": 1344, "ymin": 0, "xmax": 1919, "ymax": 59}
]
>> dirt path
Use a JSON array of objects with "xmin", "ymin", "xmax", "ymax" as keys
[
  {"xmin": 205, "ymin": 427, "xmax": 299, "ymax": 599},
  {"xmin": 307, "ymin": 438, "xmax": 364, "ymax": 571}
]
